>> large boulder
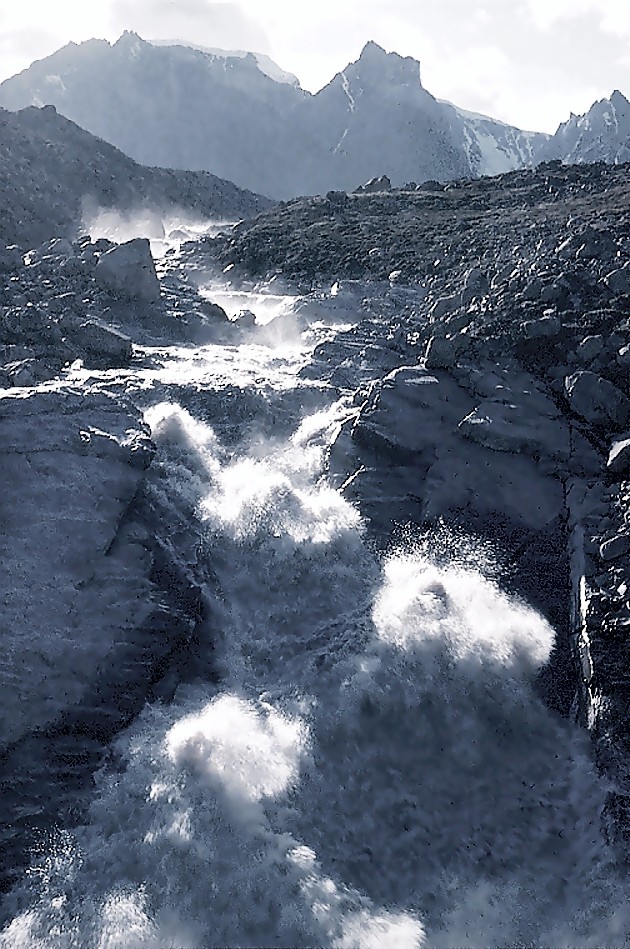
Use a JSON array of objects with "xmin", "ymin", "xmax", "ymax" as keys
[
  {"xmin": 95, "ymin": 238, "xmax": 161, "ymax": 302},
  {"xmin": 564, "ymin": 371, "xmax": 630, "ymax": 432},
  {"xmin": 607, "ymin": 436, "xmax": 630, "ymax": 476},
  {"xmin": 354, "ymin": 175, "xmax": 392, "ymax": 194},
  {"xmin": 459, "ymin": 398, "xmax": 570, "ymax": 461},
  {"xmin": 0, "ymin": 386, "xmax": 155, "ymax": 747},
  {"xmin": 603, "ymin": 265, "xmax": 630, "ymax": 295},
  {"xmin": 71, "ymin": 319, "xmax": 133, "ymax": 366}
]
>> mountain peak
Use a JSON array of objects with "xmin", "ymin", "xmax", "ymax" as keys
[
  {"xmin": 114, "ymin": 32, "xmax": 146, "ymax": 53},
  {"xmin": 350, "ymin": 41, "xmax": 423, "ymax": 87},
  {"xmin": 610, "ymin": 89, "xmax": 629, "ymax": 108},
  {"xmin": 359, "ymin": 40, "xmax": 387, "ymax": 58}
]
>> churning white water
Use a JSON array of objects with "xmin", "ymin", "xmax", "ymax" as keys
[{"xmin": 2, "ymin": 273, "xmax": 629, "ymax": 948}]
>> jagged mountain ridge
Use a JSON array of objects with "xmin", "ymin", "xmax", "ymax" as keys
[
  {"xmin": 0, "ymin": 103, "xmax": 273, "ymax": 249},
  {"xmin": 0, "ymin": 32, "xmax": 628, "ymax": 199},
  {"xmin": 542, "ymin": 89, "xmax": 630, "ymax": 165},
  {"xmin": 0, "ymin": 33, "xmax": 553, "ymax": 198}
]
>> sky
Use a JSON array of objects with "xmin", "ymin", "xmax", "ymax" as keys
[{"xmin": 0, "ymin": 0, "xmax": 629, "ymax": 132}]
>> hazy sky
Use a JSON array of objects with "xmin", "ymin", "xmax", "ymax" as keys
[{"xmin": 1, "ymin": 0, "xmax": 628, "ymax": 132}]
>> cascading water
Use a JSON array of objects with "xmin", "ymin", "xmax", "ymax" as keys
[{"xmin": 1, "ymin": 239, "xmax": 629, "ymax": 948}]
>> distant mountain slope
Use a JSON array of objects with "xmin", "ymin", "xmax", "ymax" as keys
[
  {"xmin": 302, "ymin": 42, "xmax": 472, "ymax": 192},
  {"xmin": 1, "ymin": 33, "xmax": 628, "ymax": 198},
  {"xmin": 542, "ymin": 90, "xmax": 630, "ymax": 165},
  {"xmin": 0, "ymin": 32, "xmax": 311, "ymax": 199},
  {"xmin": 148, "ymin": 39, "xmax": 300, "ymax": 87},
  {"xmin": 443, "ymin": 103, "xmax": 547, "ymax": 176},
  {"xmin": 0, "ymin": 104, "xmax": 273, "ymax": 249}
]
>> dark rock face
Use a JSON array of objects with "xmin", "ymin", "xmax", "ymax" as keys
[
  {"xmin": 213, "ymin": 160, "xmax": 630, "ymax": 853},
  {"xmin": 95, "ymin": 237, "xmax": 161, "ymax": 302}
]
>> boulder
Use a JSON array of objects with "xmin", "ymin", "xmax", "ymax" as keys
[
  {"xmin": 604, "ymin": 265, "xmax": 630, "ymax": 295},
  {"xmin": 71, "ymin": 320, "xmax": 133, "ymax": 365},
  {"xmin": 95, "ymin": 238, "xmax": 161, "ymax": 302},
  {"xmin": 576, "ymin": 335, "xmax": 605, "ymax": 363},
  {"xmin": 234, "ymin": 309, "xmax": 257, "ymax": 328},
  {"xmin": 564, "ymin": 371, "xmax": 630, "ymax": 432},
  {"xmin": 354, "ymin": 175, "xmax": 391, "ymax": 194},
  {"xmin": 428, "ymin": 293, "xmax": 461, "ymax": 321},
  {"xmin": 459, "ymin": 398, "xmax": 570, "ymax": 461},
  {"xmin": 424, "ymin": 334, "xmax": 468, "ymax": 370},
  {"xmin": 521, "ymin": 315, "xmax": 562, "ymax": 338},
  {"xmin": 0, "ymin": 386, "xmax": 155, "ymax": 746},
  {"xmin": 607, "ymin": 436, "xmax": 630, "ymax": 476},
  {"xmin": 352, "ymin": 366, "xmax": 473, "ymax": 458},
  {"xmin": 0, "ymin": 244, "xmax": 23, "ymax": 272},
  {"xmin": 6, "ymin": 358, "xmax": 57, "ymax": 387},
  {"xmin": 600, "ymin": 533, "xmax": 630, "ymax": 562},
  {"xmin": 461, "ymin": 267, "xmax": 488, "ymax": 305},
  {"xmin": 199, "ymin": 299, "xmax": 229, "ymax": 321}
]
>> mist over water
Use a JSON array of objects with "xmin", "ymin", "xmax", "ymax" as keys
[
  {"xmin": 83, "ymin": 208, "xmax": 238, "ymax": 257},
  {"xmin": 2, "ymin": 272, "xmax": 629, "ymax": 948}
]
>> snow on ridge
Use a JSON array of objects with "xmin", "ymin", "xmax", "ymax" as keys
[
  {"xmin": 439, "ymin": 99, "xmax": 544, "ymax": 136},
  {"xmin": 147, "ymin": 38, "xmax": 300, "ymax": 87}
]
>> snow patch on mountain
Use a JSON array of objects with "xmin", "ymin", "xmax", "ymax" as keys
[
  {"xmin": 442, "ymin": 101, "xmax": 548, "ymax": 176},
  {"xmin": 148, "ymin": 38, "xmax": 300, "ymax": 87},
  {"xmin": 544, "ymin": 90, "xmax": 630, "ymax": 165}
]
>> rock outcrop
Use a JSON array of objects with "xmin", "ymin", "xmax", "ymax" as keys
[
  {"xmin": 95, "ymin": 237, "xmax": 161, "ymax": 302},
  {"xmin": 0, "ymin": 232, "xmax": 231, "ymax": 894}
]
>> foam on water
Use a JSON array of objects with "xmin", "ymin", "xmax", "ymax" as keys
[{"xmin": 3, "ymin": 393, "xmax": 629, "ymax": 948}]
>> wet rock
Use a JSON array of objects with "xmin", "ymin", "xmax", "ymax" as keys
[
  {"xmin": 603, "ymin": 265, "xmax": 630, "ymax": 295},
  {"xmin": 564, "ymin": 371, "xmax": 630, "ymax": 432},
  {"xmin": 607, "ymin": 437, "xmax": 630, "ymax": 477},
  {"xmin": 71, "ymin": 319, "xmax": 133, "ymax": 366},
  {"xmin": 576, "ymin": 335, "xmax": 605, "ymax": 363},
  {"xmin": 0, "ymin": 386, "xmax": 155, "ymax": 747},
  {"xmin": 199, "ymin": 300, "xmax": 229, "ymax": 321},
  {"xmin": 95, "ymin": 238, "xmax": 161, "ymax": 302},
  {"xmin": 234, "ymin": 309, "xmax": 257, "ymax": 328},
  {"xmin": 5, "ymin": 357, "xmax": 57, "ymax": 387},
  {"xmin": 521, "ymin": 315, "xmax": 562, "ymax": 338},
  {"xmin": 600, "ymin": 533, "xmax": 630, "ymax": 562}
]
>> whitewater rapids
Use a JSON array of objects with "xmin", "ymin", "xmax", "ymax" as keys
[{"xmin": 1, "ymin": 266, "xmax": 629, "ymax": 948}]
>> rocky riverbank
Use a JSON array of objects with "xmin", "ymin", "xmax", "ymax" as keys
[
  {"xmin": 1, "ymin": 158, "xmax": 629, "ymax": 899},
  {"xmin": 208, "ymin": 159, "xmax": 630, "ymax": 855}
]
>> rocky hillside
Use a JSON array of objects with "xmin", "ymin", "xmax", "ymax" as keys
[
  {"xmin": 0, "ymin": 103, "xmax": 273, "ymax": 249},
  {"xmin": 207, "ymin": 160, "xmax": 630, "ymax": 852}
]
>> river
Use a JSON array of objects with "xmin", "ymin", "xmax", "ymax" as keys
[{"xmin": 1, "ymin": 225, "xmax": 628, "ymax": 948}]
